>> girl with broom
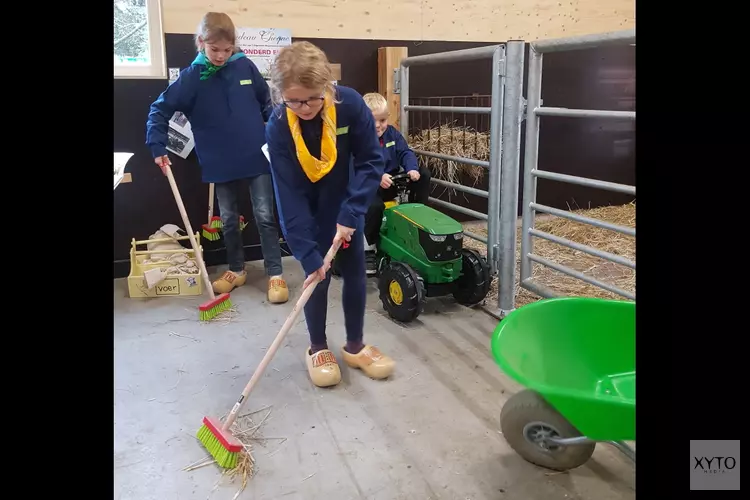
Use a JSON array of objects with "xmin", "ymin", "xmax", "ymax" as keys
[
  {"xmin": 145, "ymin": 12, "xmax": 289, "ymax": 305},
  {"xmin": 265, "ymin": 41, "xmax": 396, "ymax": 387}
]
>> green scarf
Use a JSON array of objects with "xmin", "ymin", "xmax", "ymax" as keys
[{"xmin": 199, "ymin": 58, "xmax": 226, "ymax": 81}]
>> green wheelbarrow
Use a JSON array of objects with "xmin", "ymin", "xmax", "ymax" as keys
[{"xmin": 491, "ymin": 297, "xmax": 635, "ymax": 471}]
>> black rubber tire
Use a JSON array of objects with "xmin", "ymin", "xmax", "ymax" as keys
[
  {"xmin": 500, "ymin": 390, "xmax": 596, "ymax": 471},
  {"xmin": 452, "ymin": 248, "xmax": 491, "ymax": 306},
  {"xmin": 378, "ymin": 261, "xmax": 424, "ymax": 323}
]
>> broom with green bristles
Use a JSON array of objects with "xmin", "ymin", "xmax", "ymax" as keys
[
  {"xmin": 197, "ymin": 240, "xmax": 342, "ymax": 468},
  {"xmin": 201, "ymin": 183, "xmax": 222, "ymax": 242},
  {"xmin": 202, "ymin": 183, "xmax": 250, "ymax": 241},
  {"xmin": 163, "ymin": 164, "xmax": 232, "ymax": 321}
]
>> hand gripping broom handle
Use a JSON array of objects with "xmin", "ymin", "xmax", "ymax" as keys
[
  {"xmin": 164, "ymin": 165, "xmax": 216, "ymax": 300},
  {"xmin": 221, "ymin": 240, "xmax": 342, "ymax": 432}
]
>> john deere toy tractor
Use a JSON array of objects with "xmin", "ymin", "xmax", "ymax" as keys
[{"xmin": 337, "ymin": 172, "xmax": 491, "ymax": 323}]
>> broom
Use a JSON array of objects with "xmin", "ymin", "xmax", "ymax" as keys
[
  {"xmin": 163, "ymin": 164, "xmax": 232, "ymax": 321},
  {"xmin": 201, "ymin": 183, "xmax": 222, "ymax": 242},
  {"xmin": 197, "ymin": 240, "xmax": 342, "ymax": 468}
]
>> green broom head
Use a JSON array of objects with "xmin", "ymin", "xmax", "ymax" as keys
[
  {"xmin": 199, "ymin": 293, "xmax": 232, "ymax": 321},
  {"xmin": 209, "ymin": 216, "xmax": 223, "ymax": 229},
  {"xmin": 202, "ymin": 224, "xmax": 221, "ymax": 241},
  {"xmin": 239, "ymin": 215, "xmax": 248, "ymax": 231},
  {"xmin": 197, "ymin": 416, "xmax": 243, "ymax": 469}
]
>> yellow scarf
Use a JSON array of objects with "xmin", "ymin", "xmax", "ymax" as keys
[{"xmin": 286, "ymin": 93, "xmax": 338, "ymax": 183}]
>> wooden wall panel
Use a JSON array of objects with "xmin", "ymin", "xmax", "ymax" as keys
[{"xmin": 162, "ymin": 0, "xmax": 634, "ymax": 43}]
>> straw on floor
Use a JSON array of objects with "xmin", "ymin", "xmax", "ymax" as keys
[
  {"xmin": 462, "ymin": 201, "xmax": 635, "ymax": 307},
  {"xmin": 185, "ymin": 406, "xmax": 284, "ymax": 499}
]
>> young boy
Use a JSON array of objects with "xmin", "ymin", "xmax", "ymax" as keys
[{"xmin": 362, "ymin": 93, "xmax": 431, "ymax": 273}]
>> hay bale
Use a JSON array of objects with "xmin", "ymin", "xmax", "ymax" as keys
[
  {"xmin": 461, "ymin": 201, "xmax": 636, "ymax": 307},
  {"xmin": 408, "ymin": 124, "xmax": 488, "ymax": 187}
]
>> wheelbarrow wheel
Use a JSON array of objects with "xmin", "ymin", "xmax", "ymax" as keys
[{"xmin": 500, "ymin": 389, "xmax": 596, "ymax": 471}]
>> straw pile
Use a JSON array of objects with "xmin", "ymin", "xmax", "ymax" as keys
[
  {"xmin": 184, "ymin": 405, "xmax": 285, "ymax": 499},
  {"xmin": 408, "ymin": 124, "xmax": 489, "ymax": 187},
  {"xmin": 462, "ymin": 201, "xmax": 635, "ymax": 307}
]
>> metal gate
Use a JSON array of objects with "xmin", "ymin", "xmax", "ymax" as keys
[
  {"xmin": 519, "ymin": 29, "xmax": 636, "ymax": 305},
  {"xmin": 399, "ymin": 42, "xmax": 526, "ymax": 315}
]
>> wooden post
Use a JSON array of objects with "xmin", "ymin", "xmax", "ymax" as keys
[
  {"xmin": 377, "ymin": 47, "xmax": 408, "ymax": 131},
  {"xmin": 330, "ymin": 63, "xmax": 341, "ymax": 82}
]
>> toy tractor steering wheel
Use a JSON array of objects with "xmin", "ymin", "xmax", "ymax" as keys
[
  {"xmin": 390, "ymin": 172, "xmax": 411, "ymax": 184},
  {"xmin": 389, "ymin": 172, "xmax": 412, "ymax": 204}
]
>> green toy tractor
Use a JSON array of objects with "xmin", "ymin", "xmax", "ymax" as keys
[{"xmin": 336, "ymin": 173, "xmax": 491, "ymax": 323}]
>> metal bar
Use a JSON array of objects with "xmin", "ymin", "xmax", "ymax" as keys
[
  {"xmin": 530, "ymin": 202, "xmax": 636, "ymax": 237},
  {"xmin": 535, "ymin": 107, "xmax": 635, "ymax": 120},
  {"xmin": 520, "ymin": 47, "xmax": 543, "ymax": 284},
  {"xmin": 529, "ymin": 228, "xmax": 636, "ymax": 269},
  {"xmin": 497, "ymin": 41, "xmax": 525, "ymax": 315},
  {"xmin": 486, "ymin": 45, "xmax": 506, "ymax": 275},
  {"xmin": 405, "ymin": 105, "xmax": 491, "ymax": 115},
  {"xmin": 531, "ymin": 29, "xmax": 635, "ymax": 53},
  {"xmin": 400, "ymin": 65, "xmax": 409, "ymax": 137},
  {"xmin": 430, "ymin": 177, "xmax": 489, "ymax": 198},
  {"xmin": 527, "ymin": 254, "xmax": 636, "ymax": 300},
  {"xmin": 532, "ymin": 169, "xmax": 636, "ymax": 195},
  {"xmin": 607, "ymin": 441, "xmax": 636, "ymax": 463},
  {"xmin": 428, "ymin": 197, "xmax": 488, "ymax": 221},
  {"xmin": 521, "ymin": 278, "xmax": 561, "ymax": 299},
  {"xmin": 464, "ymin": 231, "xmax": 487, "ymax": 245},
  {"xmin": 547, "ymin": 436, "xmax": 595, "ymax": 446},
  {"xmin": 413, "ymin": 149, "xmax": 490, "ymax": 169},
  {"xmin": 402, "ymin": 44, "xmax": 501, "ymax": 67}
]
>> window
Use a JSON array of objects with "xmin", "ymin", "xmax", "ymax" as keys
[{"xmin": 114, "ymin": 0, "xmax": 166, "ymax": 79}]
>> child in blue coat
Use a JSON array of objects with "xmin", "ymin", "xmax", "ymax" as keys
[
  {"xmin": 145, "ymin": 12, "xmax": 288, "ymax": 304},
  {"xmin": 265, "ymin": 41, "xmax": 395, "ymax": 388},
  {"xmin": 361, "ymin": 93, "xmax": 432, "ymax": 272}
]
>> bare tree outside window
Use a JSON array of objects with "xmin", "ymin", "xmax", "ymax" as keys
[{"xmin": 114, "ymin": 0, "xmax": 150, "ymax": 65}]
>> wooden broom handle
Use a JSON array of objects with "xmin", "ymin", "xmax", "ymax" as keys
[
  {"xmin": 164, "ymin": 165, "xmax": 216, "ymax": 300},
  {"xmin": 207, "ymin": 183, "xmax": 215, "ymax": 226},
  {"xmin": 222, "ymin": 240, "xmax": 342, "ymax": 431}
]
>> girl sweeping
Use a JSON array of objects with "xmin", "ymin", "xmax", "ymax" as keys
[
  {"xmin": 266, "ymin": 41, "xmax": 395, "ymax": 387},
  {"xmin": 145, "ymin": 12, "xmax": 289, "ymax": 305}
]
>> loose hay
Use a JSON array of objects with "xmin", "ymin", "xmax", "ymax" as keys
[
  {"xmin": 462, "ymin": 201, "xmax": 635, "ymax": 308},
  {"xmin": 409, "ymin": 124, "xmax": 489, "ymax": 187},
  {"xmin": 188, "ymin": 406, "xmax": 284, "ymax": 500}
]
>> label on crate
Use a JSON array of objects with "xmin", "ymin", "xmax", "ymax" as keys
[{"xmin": 155, "ymin": 278, "xmax": 181, "ymax": 296}]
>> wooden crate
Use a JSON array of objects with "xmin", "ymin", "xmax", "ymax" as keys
[{"xmin": 127, "ymin": 233, "xmax": 204, "ymax": 298}]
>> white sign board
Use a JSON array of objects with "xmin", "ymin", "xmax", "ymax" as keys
[{"xmin": 236, "ymin": 27, "xmax": 292, "ymax": 80}]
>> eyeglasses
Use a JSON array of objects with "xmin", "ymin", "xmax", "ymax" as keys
[{"xmin": 283, "ymin": 96, "xmax": 325, "ymax": 110}]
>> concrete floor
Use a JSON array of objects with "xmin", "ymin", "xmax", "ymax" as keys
[{"xmin": 114, "ymin": 256, "xmax": 635, "ymax": 500}]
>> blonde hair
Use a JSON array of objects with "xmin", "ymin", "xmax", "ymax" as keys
[
  {"xmin": 195, "ymin": 12, "xmax": 236, "ymax": 51},
  {"xmin": 363, "ymin": 93, "xmax": 389, "ymax": 115},
  {"xmin": 270, "ymin": 41, "xmax": 337, "ymax": 106}
]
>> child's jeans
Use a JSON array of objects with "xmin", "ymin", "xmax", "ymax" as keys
[{"xmin": 214, "ymin": 174, "xmax": 283, "ymax": 276}]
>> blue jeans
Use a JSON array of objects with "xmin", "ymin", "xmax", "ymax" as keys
[{"xmin": 214, "ymin": 175, "xmax": 283, "ymax": 276}]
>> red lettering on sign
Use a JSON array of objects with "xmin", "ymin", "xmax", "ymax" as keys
[{"xmin": 242, "ymin": 49, "xmax": 273, "ymax": 55}]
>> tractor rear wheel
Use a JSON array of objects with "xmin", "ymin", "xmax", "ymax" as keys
[
  {"xmin": 378, "ymin": 261, "xmax": 425, "ymax": 323},
  {"xmin": 453, "ymin": 248, "xmax": 491, "ymax": 306}
]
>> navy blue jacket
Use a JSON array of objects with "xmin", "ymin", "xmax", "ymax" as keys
[
  {"xmin": 379, "ymin": 125, "xmax": 418, "ymax": 175},
  {"xmin": 145, "ymin": 51, "xmax": 272, "ymax": 183},
  {"xmin": 266, "ymin": 86, "xmax": 385, "ymax": 275}
]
